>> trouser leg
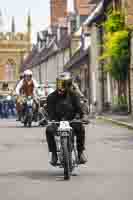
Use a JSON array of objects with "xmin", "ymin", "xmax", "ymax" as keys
[
  {"xmin": 73, "ymin": 124, "xmax": 85, "ymax": 153},
  {"xmin": 46, "ymin": 125, "xmax": 57, "ymax": 152}
]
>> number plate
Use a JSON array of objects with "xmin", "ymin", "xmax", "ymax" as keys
[{"xmin": 60, "ymin": 132, "xmax": 69, "ymax": 137}]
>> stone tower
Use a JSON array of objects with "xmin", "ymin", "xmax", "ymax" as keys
[
  {"xmin": 50, "ymin": 0, "xmax": 67, "ymax": 25},
  {"xmin": 0, "ymin": 12, "xmax": 31, "ymax": 81}
]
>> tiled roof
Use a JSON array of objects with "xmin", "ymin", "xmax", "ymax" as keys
[
  {"xmin": 64, "ymin": 48, "xmax": 89, "ymax": 70},
  {"xmin": 20, "ymin": 46, "xmax": 38, "ymax": 71},
  {"xmin": 21, "ymin": 33, "xmax": 71, "ymax": 70}
]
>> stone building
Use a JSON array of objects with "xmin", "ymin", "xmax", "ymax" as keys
[{"xmin": 0, "ymin": 12, "xmax": 31, "ymax": 82}]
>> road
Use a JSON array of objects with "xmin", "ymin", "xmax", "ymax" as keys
[{"xmin": 0, "ymin": 119, "xmax": 133, "ymax": 200}]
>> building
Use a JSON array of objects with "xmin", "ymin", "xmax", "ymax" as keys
[
  {"xmin": 50, "ymin": 0, "xmax": 67, "ymax": 25},
  {"xmin": 22, "ymin": 26, "xmax": 71, "ymax": 84},
  {"xmin": 74, "ymin": 0, "xmax": 99, "ymax": 26},
  {"xmin": 0, "ymin": 12, "xmax": 31, "ymax": 81}
]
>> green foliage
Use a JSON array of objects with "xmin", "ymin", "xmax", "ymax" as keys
[
  {"xmin": 104, "ymin": 12, "xmax": 124, "ymax": 33},
  {"xmin": 113, "ymin": 95, "xmax": 127, "ymax": 105},
  {"xmin": 102, "ymin": 12, "xmax": 130, "ymax": 81},
  {"xmin": 103, "ymin": 30, "xmax": 129, "ymax": 81},
  {"xmin": 101, "ymin": 11, "xmax": 130, "ymax": 107}
]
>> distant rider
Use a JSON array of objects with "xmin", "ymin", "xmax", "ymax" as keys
[{"xmin": 15, "ymin": 69, "xmax": 38, "ymax": 121}]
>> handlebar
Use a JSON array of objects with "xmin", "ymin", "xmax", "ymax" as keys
[{"xmin": 47, "ymin": 119, "xmax": 89, "ymax": 125}]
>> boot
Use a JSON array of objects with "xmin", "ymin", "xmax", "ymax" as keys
[
  {"xmin": 50, "ymin": 152, "xmax": 57, "ymax": 166},
  {"xmin": 79, "ymin": 151, "xmax": 87, "ymax": 164}
]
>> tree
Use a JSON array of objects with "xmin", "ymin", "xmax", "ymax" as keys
[{"xmin": 101, "ymin": 11, "xmax": 130, "ymax": 105}]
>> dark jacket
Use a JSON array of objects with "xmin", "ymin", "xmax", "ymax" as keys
[{"xmin": 47, "ymin": 90, "xmax": 84, "ymax": 121}]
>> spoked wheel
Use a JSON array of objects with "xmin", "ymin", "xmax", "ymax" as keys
[{"xmin": 62, "ymin": 137, "xmax": 71, "ymax": 180}]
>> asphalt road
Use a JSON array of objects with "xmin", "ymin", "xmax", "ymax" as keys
[{"xmin": 0, "ymin": 119, "xmax": 133, "ymax": 200}]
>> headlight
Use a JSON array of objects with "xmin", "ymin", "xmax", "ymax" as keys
[{"xmin": 27, "ymin": 99, "xmax": 33, "ymax": 106}]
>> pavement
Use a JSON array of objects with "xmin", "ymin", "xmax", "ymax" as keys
[{"xmin": 96, "ymin": 113, "xmax": 133, "ymax": 129}]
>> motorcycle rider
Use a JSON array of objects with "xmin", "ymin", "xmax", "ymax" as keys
[
  {"xmin": 15, "ymin": 73, "xmax": 24, "ymax": 121},
  {"xmin": 15, "ymin": 69, "xmax": 39, "ymax": 121},
  {"xmin": 46, "ymin": 72, "xmax": 88, "ymax": 165}
]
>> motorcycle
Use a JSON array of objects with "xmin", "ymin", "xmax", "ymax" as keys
[
  {"xmin": 23, "ymin": 96, "xmax": 34, "ymax": 127},
  {"xmin": 48, "ymin": 119, "xmax": 86, "ymax": 180}
]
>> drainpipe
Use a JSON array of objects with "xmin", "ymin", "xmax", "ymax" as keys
[
  {"xmin": 39, "ymin": 64, "xmax": 42, "ymax": 84},
  {"xmin": 128, "ymin": 31, "xmax": 132, "ymax": 113},
  {"xmin": 87, "ymin": 48, "xmax": 91, "ymax": 113},
  {"xmin": 99, "ymin": 25, "xmax": 104, "ymax": 112}
]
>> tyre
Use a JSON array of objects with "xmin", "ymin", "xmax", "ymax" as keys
[
  {"xmin": 28, "ymin": 122, "xmax": 31, "ymax": 127},
  {"xmin": 24, "ymin": 122, "xmax": 27, "ymax": 127},
  {"xmin": 62, "ymin": 137, "xmax": 71, "ymax": 180},
  {"xmin": 28, "ymin": 115, "xmax": 32, "ymax": 127}
]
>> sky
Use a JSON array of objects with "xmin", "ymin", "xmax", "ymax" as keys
[{"xmin": 0, "ymin": 0, "xmax": 73, "ymax": 43}]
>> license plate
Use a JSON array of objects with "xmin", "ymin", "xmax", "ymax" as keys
[{"xmin": 61, "ymin": 132, "xmax": 69, "ymax": 137}]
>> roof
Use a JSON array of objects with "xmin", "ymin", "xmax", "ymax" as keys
[
  {"xmin": 21, "ymin": 32, "xmax": 71, "ymax": 70},
  {"xmin": 76, "ymin": 0, "xmax": 109, "ymax": 34},
  {"xmin": 64, "ymin": 48, "xmax": 89, "ymax": 71},
  {"xmin": 20, "ymin": 46, "xmax": 38, "ymax": 71}
]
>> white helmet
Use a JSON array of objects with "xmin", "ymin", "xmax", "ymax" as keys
[{"xmin": 24, "ymin": 69, "xmax": 33, "ymax": 76}]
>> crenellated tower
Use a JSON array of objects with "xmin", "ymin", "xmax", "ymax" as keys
[{"xmin": 0, "ymin": 11, "xmax": 32, "ymax": 81}]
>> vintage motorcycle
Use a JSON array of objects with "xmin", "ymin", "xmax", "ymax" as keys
[{"xmin": 48, "ymin": 119, "xmax": 86, "ymax": 180}]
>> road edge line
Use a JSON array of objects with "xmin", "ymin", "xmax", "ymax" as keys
[{"xmin": 96, "ymin": 116, "xmax": 133, "ymax": 130}]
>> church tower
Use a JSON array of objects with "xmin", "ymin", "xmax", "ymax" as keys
[
  {"xmin": 50, "ymin": 0, "xmax": 67, "ymax": 25},
  {"xmin": 0, "ymin": 11, "xmax": 32, "ymax": 81}
]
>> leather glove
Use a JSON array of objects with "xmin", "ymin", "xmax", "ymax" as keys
[{"xmin": 75, "ymin": 113, "xmax": 80, "ymax": 120}]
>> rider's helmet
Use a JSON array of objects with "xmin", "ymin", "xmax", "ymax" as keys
[
  {"xmin": 24, "ymin": 69, "xmax": 33, "ymax": 81},
  {"xmin": 56, "ymin": 72, "xmax": 72, "ymax": 95}
]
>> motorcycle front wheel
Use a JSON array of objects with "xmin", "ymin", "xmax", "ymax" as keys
[{"xmin": 62, "ymin": 137, "xmax": 71, "ymax": 180}]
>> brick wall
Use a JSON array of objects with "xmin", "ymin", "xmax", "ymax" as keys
[
  {"xmin": 74, "ymin": 0, "xmax": 99, "ymax": 16},
  {"xmin": 50, "ymin": 0, "xmax": 67, "ymax": 25}
]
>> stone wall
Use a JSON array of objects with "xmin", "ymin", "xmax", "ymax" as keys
[{"xmin": 126, "ymin": 0, "xmax": 133, "ymax": 113}]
